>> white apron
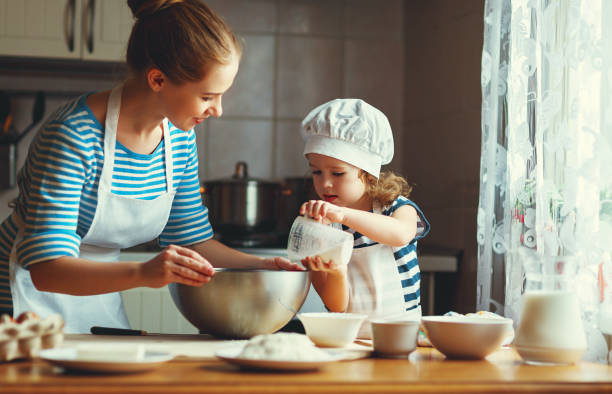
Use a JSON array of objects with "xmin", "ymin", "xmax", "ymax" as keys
[
  {"xmin": 345, "ymin": 206, "xmax": 422, "ymax": 339},
  {"xmin": 10, "ymin": 84, "xmax": 176, "ymax": 333}
]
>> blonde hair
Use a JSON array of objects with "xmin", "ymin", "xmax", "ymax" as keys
[
  {"xmin": 359, "ymin": 170, "xmax": 413, "ymax": 207},
  {"xmin": 126, "ymin": 0, "xmax": 242, "ymax": 83}
]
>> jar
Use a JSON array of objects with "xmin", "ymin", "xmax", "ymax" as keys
[
  {"xmin": 599, "ymin": 258, "xmax": 612, "ymax": 364},
  {"xmin": 514, "ymin": 256, "xmax": 587, "ymax": 365}
]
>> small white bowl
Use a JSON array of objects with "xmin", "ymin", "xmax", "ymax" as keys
[
  {"xmin": 370, "ymin": 319, "xmax": 420, "ymax": 358},
  {"xmin": 297, "ymin": 312, "xmax": 367, "ymax": 347},
  {"xmin": 421, "ymin": 316, "xmax": 513, "ymax": 359}
]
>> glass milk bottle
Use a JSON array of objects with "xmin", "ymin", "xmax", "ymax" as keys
[
  {"xmin": 514, "ymin": 256, "xmax": 587, "ymax": 365},
  {"xmin": 599, "ymin": 258, "xmax": 612, "ymax": 364}
]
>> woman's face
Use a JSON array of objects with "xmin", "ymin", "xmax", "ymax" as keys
[
  {"xmin": 307, "ymin": 153, "xmax": 370, "ymax": 210},
  {"xmin": 160, "ymin": 54, "xmax": 239, "ymax": 131}
]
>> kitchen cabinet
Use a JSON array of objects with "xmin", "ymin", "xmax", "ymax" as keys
[{"xmin": 0, "ymin": 0, "xmax": 133, "ymax": 61}]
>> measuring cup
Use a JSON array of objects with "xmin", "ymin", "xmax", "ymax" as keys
[{"xmin": 286, "ymin": 216, "xmax": 353, "ymax": 265}]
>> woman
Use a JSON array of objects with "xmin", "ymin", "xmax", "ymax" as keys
[{"xmin": 0, "ymin": 0, "xmax": 301, "ymax": 333}]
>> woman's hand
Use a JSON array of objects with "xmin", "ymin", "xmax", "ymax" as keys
[
  {"xmin": 299, "ymin": 200, "xmax": 345, "ymax": 224},
  {"xmin": 263, "ymin": 256, "xmax": 306, "ymax": 271},
  {"xmin": 301, "ymin": 255, "xmax": 347, "ymax": 276},
  {"xmin": 140, "ymin": 244, "xmax": 214, "ymax": 288}
]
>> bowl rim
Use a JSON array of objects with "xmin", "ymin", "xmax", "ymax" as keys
[
  {"xmin": 297, "ymin": 312, "xmax": 368, "ymax": 320},
  {"xmin": 210, "ymin": 268, "xmax": 309, "ymax": 273},
  {"xmin": 421, "ymin": 316, "xmax": 513, "ymax": 325},
  {"xmin": 369, "ymin": 318, "xmax": 421, "ymax": 326}
]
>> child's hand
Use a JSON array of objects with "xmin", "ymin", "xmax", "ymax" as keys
[
  {"xmin": 301, "ymin": 255, "xmax": 347, "ymax": 276},
  {"xmin": 299, "ymin": 200, "xmax": 345, "ymax": 224}
]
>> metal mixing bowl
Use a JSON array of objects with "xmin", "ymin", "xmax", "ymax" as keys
[{"xmin": 168, "ymin": 268, "xmax": 311, "ymax": 339}]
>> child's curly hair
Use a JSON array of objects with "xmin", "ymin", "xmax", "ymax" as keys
[{"xmin": 359, "ymin": 170, "xmax": 413, "ymax": 207}]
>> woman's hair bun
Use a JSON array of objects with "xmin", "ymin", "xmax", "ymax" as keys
[
  {"xmin": 126, "ymin": 0, "xmax": 241, "ymax": 82},
  {"xmin": 127, "ymin": 0, "xmax": 183, "ymax": 19}
]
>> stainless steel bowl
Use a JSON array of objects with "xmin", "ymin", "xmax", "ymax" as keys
[{"xmin": 168, "ymin": 268, "xmax": 311, "ymax": 339}]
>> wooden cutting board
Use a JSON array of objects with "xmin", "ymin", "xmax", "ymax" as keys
[{"xmin": 62, "ymin": 334, "xmax": 373, "ymax": 360}]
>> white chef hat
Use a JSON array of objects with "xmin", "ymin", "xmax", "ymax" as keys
[{"xmin": 301, "ymin": 99, "xmax": 394, "ymax": 178}]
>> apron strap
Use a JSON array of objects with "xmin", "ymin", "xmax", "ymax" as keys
[
  {"xmin": 100, "ymin": 85, "xmax": 122, "ymax": 191},
  {"xmin": 161, "ymin": 118, "xmax": 173, "ymax": 192}
]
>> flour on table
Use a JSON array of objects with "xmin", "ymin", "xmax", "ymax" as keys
[{"xmin": 238, "ymin": 333, "xmax": 331, "ymax": 361}]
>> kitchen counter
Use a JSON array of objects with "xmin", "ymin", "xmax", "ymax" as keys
[
  {"xmin": 1, "ymin": 334, "xmax": 611, "ymax": 393},
  {"xmin": 118, "ymin": 246, "xmax": 460, "ymax": 323}
]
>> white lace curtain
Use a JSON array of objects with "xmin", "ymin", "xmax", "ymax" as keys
[{"xmin": 478, "ymin": 0, "xmax": 612, "ymax": 363}]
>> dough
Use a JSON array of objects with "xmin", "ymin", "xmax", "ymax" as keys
[{"xmin": 238, "ymin": 333, "xmax": 331, "ymax": 361}]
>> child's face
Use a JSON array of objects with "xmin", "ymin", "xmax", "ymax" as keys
[
  {"xmin": 307, "ymin": 153, "xmax": 370, "ymax": 210},
  {"xmin": 158, "ymin": 53, "xmax": 239, "ymax": 131}
]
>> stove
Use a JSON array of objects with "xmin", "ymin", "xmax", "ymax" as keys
[{"xmin": 214, "ymin": 231, "xmax": 288, "ymax": 249}]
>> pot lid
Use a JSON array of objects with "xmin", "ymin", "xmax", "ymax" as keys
[{"xmin": 204, "ymin": 161, "xmax": 279, "ymax": 185}]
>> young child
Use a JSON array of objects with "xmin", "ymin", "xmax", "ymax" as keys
[{"xmin": 299, "ymin": 99, "xmax": 430, "ymax": 338}]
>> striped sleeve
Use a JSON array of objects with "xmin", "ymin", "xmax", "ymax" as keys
[
  {"xmin": 159, "ymin": 128, "xmax": 213, "ymax": 246},
  {"xmin": 15, "ymin": 104, "xmax": 92, "ymax": 268},
  {"xmin": 385, "ymin": 196, "xmax": 430, "ymax": 244}
]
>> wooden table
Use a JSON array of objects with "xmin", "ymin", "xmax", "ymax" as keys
[{"xmin": 1, "ymin": 335, "xmax": 611, "ymax": 393}]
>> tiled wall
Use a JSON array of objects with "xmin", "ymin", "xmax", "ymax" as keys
[
  {"xmin": 199, "ymin": 0, "xmax": 405, "ymax": 181},
  {"xmin": 0, "ymin": 0, "xmax": 405, "ymax": 218}
]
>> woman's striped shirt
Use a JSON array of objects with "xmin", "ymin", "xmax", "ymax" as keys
[
  {"xmin": 343, "ymin": 196, "xmax": 430, "ymax": 312},
  {"xmin": 0, "ymin": 94, "xmax": 213, "ymax": 313}
]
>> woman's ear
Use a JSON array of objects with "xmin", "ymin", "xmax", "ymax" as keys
[{"xmin": 146, "ymin": 67, "xmax": 166, "ymax": 92}]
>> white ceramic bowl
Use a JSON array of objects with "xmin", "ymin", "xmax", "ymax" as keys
[
  {"xmin": 297, "ymin": 312, "xmax": 367, "ymax": 347},
  {"xmin": 421, "ymin": 316, "xmax": 513, "ymax": 359},
  {"xmin": 370, "ymin": 319, "xmax": 420, "ymax": 357}
]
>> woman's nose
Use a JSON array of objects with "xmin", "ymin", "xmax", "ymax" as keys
[{"xmin": 207, "ymin": 97, "xmax": 223, "ymax": 118}]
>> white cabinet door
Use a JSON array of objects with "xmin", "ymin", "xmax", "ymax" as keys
[
  {"xmin": 121, "ymin": 287, "xmax": 198, "ymax": 335},
  {"xmin": 81, "ymin": 0, "xmax": 133, "ymax": 61},
  {"xmin": 0, "ymin": 0, "xmax": 82, "ymax": 59},
  {"xmin": 0, "ymin": 0, "xmax": 132, "ymax": 62}
]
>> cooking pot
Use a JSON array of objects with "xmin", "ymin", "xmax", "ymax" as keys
[
  {"xmin": 277, "ymin": 177, "xmax": 318, "ymax": 236},
  {"xmin": 202, "ymin": 162, "xmax": 280, "ymax": 235}
]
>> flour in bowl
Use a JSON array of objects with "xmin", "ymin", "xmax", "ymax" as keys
[{"xmin": 238, "ymin": 333, "xmax": 332, "ymax": 361}]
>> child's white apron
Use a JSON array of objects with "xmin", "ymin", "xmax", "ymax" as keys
[
  {"xmin": 10, "ymin": 84, "xmax": 176, "ymax": 333},
  {"xmin": 345, "ymin": 206, "xmax": 422, "ymax": 338}
]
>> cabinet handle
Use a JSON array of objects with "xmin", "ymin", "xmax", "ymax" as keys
[
  {"xmin": 64, "ymin": 0, "xmax": 76, "ymax": 52},
  {"xmin": 85, "ymin": 0, "xmax": 95, "ymax": 53}
]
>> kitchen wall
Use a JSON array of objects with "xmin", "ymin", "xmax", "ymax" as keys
[
  {"xmin": 0, "ymin": 0, "xmax": 405, "ymax": 215},
  {"xmin": 403, "ymin": 0, "xmax": 485, "ymax": 313}
]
